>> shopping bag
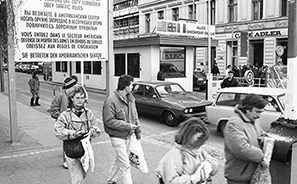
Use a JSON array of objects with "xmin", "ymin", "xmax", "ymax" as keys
[
  {"xmin": 80, "ymin": 134, "xmax": 95, "ymax": 173},
  {"xmin": 250, "ymin": 137, "xmax": 275, "ymax": 184},
  {"xmin": 129, "ymin": 135, "xmax": 149, "ymax": 173}
]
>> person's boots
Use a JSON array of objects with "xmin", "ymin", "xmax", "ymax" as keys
[
  {"xmin": 35, "ymin": 97, "xmax": 41, "ymax": 106},
  {"xmin": 30, "ymin": 98, "xmax": 35, "ymax": 106}
]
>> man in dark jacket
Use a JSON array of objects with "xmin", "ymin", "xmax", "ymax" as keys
[
  {"xmin": 221, "ymin": 70, "xmax": 239, "ymax": 88},
  {"xmin": 28, "ymin": 71, "xmax": 41, "ymax": 106},
  {"xmin": 102, "ymin": 74, "xmax": 141, "ymax": 184}
]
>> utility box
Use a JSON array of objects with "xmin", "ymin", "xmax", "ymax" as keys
[{"xmin": 268, "ymin": 118, "xmax": 297, "ymax": 184}]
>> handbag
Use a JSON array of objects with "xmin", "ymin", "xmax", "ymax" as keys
[
  {"xmin": 63, "ymin": 111, "xmax": 89, "ymax": 159},
  {"xmin": 129, "ymin": 134, "xmax": 149, "ymax": 173}
]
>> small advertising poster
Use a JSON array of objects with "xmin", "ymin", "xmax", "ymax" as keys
[{"xmin": 15, "ymin": 0, "xmax": 108, "ymax": 62}]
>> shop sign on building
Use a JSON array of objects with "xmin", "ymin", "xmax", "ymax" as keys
[
  {"xmin": 248, "ymin": 29, "xmax": 288, "ymax": 38},
  {"xmin": 15, "ymin": 0, "xmax": 108, "ymax": 62},
  {"xmin": 156, "ymin": 20, "xmax": 215, "ymax": 38}
]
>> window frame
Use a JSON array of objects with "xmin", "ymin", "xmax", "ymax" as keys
[
  {"xmin": 252, "ymin": 0, "xmax": 263, "ymax": 20},
  {"xmin": 228, "ymin": 0, "xmax": 238, "ymax": 23},
  {"xmin": 127, "ymin": 53, "xmax": 140, "ymax": 78},
  {"xmin": 115, "ymin": 54, "xmax": 126, "ymax": 76}
]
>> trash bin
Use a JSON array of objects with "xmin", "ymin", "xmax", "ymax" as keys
[{"xmin": 268, "ymin": 118, "xmax": 297, "ymax": 184}]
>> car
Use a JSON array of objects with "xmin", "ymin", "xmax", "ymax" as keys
[
  {"xmin": 206, "ymin": 87, "xmax": 285, "ymax": 135},
  {"xmin": 132, "ymin": 81, "xmax": 212, "ymax": 127},
  {"xmin": 160, "ymin": 62, "xmax": 184, "ymax": 78},
  {"xmin": 193, "ymin": 71, "xmax": 206, "ymax": 90}
]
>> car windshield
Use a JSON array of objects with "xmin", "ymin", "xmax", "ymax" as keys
[
  {"xmin": 156, "ymin": 84, "xmax": 186, "ymax": 97},
  {"xmin": 278, "ymin": 94, "xmax": 285, "ymax": 110},
  {"xmin": 194, "ymin": 71, "xmax": 205, "ymax": 78}
]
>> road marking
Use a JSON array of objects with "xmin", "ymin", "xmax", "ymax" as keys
[
  {"xmin": 0, "ymin": 140, "xmax": 111, "ymax": 160},
  {"xmin": 161, "ymin": 130, "xmax": 178, "ymax": 135}
]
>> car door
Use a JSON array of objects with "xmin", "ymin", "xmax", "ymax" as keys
[
  {"xmin": 206, "ymin": 92, "xmax": 240, "ymax": 126},
  {"xmin": 140, "ymin": 85, "xmax": 161, "ymax": 116},
  {"xmin": 132, "ymin": 84, "xmax": 145, "ymax": 113}
]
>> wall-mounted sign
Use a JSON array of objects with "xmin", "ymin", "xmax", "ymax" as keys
[
  {"xmin": 15, "ymin": 0, "xmax": 108, "ymax": 62},
  {"xmin": 248, "ymin": 29, "xmax": 288, "ymax": 38},
  {"xmin": 244, "ymin": 70, "xmax": 254, "ymax": 85},
  {"xmin": 275, "ymin": 45, "xmax": 284, "ymax": 57},
  {"xmin": 156, "ymin": 20, "xmax": 215, "ymax": 38}
]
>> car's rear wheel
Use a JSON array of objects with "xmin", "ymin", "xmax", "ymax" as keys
[
  {"xmin": 219, "ymin": 121, "xmax": 227, "ymax": 137},
  {"xmin": 163, "ymin": 111, "xmax": 178, "ymax": 127}
]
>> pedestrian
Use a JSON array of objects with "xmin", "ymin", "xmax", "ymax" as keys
[
  {"xmin": 224, "ymin": 94, "xmax": 268, "ymax": 184},
  {"xmin": 221, "ymin": 70, "xmax": 239, "ymax": 88},
  {"xmin": 28, "ymin": 70, "xmax": 41, "ymax": 106},
  {"xmin": 54, "ymin": 85, "xmax": 101, "ymax": 184},
  {"xmin": 211, "ymin": 62, "xmax": 220, "ymax": 76},
  {"xmin": 225, "ymin": 65, "xmax": 232, "ymax": 77},
  {"xmin": 156, "ymin": 117, "xmax": 219, "ymax": 184},
  {"xmin": 48, "ymin": 76, "xmax": 78, "ymax": 169},
  {"xmin": 102, "ymin": 74, "xmax": 141, "ymax": 184}
]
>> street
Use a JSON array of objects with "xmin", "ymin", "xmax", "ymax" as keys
[{"xmin": 0, "ymin": 71, "xmax": 226, "ymax": 184}]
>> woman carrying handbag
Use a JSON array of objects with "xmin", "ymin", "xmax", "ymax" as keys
[{"xmin": 54, "ymin": 85, "xmax": 101, "ymax": 184}]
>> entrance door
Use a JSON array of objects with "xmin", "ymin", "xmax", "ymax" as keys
[{"xmin": 249, "ymin": 40, "xmax": 264, "ymax": 67}]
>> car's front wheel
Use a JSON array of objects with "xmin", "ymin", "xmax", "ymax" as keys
[{"xmin": 163, "ymin": 111, "xmax": 178, "ymax": 127}]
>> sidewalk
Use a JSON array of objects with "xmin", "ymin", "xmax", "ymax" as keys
[{"xmin": 0, "ymin": 92, "xmax": 226, "ymax": 184}]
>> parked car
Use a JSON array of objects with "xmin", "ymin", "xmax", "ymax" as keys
[
  {"xmin": 193, "ymin": 71, "xmax": 206, "ymax": 90},
  {"xmin": 160, "ymin": 62, "xmax": 184, "ymax": 78},
  {"xmin": 132, "ymin": 81, "xmax": 212, "ymax": 127},
  {"xmin": 206, "ymin": 87, "xmax": 285, "ymax": 135}
]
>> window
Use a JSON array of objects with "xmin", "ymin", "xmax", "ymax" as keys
[
  {"xmin": 188, "ymin": 4, "xmax": 196, "ymax": 20},
  {"xmin": 160, "ymin": 46, "xmax": 185, "ymax": 78},
  {"xmin": 172, "ymin": 7, "xmax": 179, "ymax": 21},
  {"xmin": 211, "ymin": 0, "xmax": 215, "ymax": 25},
  {"xmin": 145, "ymin": 14, "xmax": 150, "ymax": 33},
  {"xmin": 158, "ymin": 10, "xmax": 164, "ymax": 19},
  {"xmin": 56, "ymin": 62, "xmax": 67, "ymax": 72},
  {"xmin": 132, "ymin": 84, "xmax": 144, "ymax": 96},
  {"xmin": 56, "ymin": 62, "xmax": 61, "ymax": 72},
  {"xmin": 84, "ymin": 61, "xmax": 91, "ymax": 74},
  {"xmin": 93, "ymin": 61, "xmax": 101, "ymax": 75},
  {"xmin": 281, "ymin": 0, "xmax": 288, "ymax": 17},
  {"xmin": 61, "ymin": 62, "xmax": 67, "ymax": 72},
  {"xmin": 115, "ymin": 54, "xmax": 126, "ymax": 76},
  {"xmin": 228, "ymin": 0, "xmax": 238, "ymax": 22},
  {"xmin": 216, "ymin": 93, "xmax": 246, "ymax": 106},
  {"xmin": 76, "ymin": 61, "xmax": 81, "ymax": 73},
  {"xmin": 128, "ymin": 53, "xmax": 140, "ymax": 78},
  {"xmin": 252, "ymin": 0, "xmax": 263, "ymax": 20}
]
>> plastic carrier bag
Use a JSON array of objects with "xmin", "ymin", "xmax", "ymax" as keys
[{"xmin": 129, "ymin": 135, "xmax": 149, "ymax": 173}]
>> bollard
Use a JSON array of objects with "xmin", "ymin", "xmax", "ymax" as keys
[{"xmin": 267, "ymin": 118, "xmax": 297, "ymax": 184}]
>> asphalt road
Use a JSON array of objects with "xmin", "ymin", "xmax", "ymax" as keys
[{"xmin": 2, "ymin": 71, "xmax": 225, "ymax": 160}]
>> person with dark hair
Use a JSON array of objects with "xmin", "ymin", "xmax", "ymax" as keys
[
  {"xmin": 221, "ymin": 70, "xmax": 239, "ymax": 88},
  {"xmin": 48, "ymin": 76, "xmax": 78, "ymax": 169},
  {"xmin": 156, "ymin": 117, "xmax": 219, "ymax": 184},
  {"xmin": 28, "ymin": 71, "xmax": 41, "ymax": 106},
  {"xmin": 224, "ymin": 94, "xmax": 268, "ymax": 184},
  {"xmin": 102, "ymin": 74, "xmax": 141, "ymax": 184},
  {"xmin": 211, "ymin": 62, "xmax": 220, "ymax": 76},
  {"xmin": 54, "ymin": 85, "xmax": 101, "ymax": 184}
]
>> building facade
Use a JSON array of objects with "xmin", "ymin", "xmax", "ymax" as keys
[
  {"xmin": 215, "ymin": 0, "xmax": 288, "ymax": 74},
  {"xmin": 51, "ymin": 0, "xmax": 289, "ymax": 90}
]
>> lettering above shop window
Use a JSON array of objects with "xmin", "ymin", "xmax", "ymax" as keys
[{"xmin": 248, "ymin": 30, "xmax": 282, "ymax": 38}]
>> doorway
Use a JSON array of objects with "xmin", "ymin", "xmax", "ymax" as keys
[{"xmin": 249, "ymin": 40, "xmax": 264, "ymax": 67}]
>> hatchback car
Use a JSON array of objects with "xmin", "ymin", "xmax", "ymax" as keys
[
  {"xmin": 132, "ymin": 81, "xmax": 212, "ymax": 127},
  {"xmin": 206, "ymin": 87, "xmax": 285, "ymax": 134}
]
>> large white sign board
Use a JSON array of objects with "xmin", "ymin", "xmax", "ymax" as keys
[
  {"xmin": 15, "ymin": 0, "xmax": 108, "ymax": 62},
  {"xmin": 156, "ymin": 20, "xmax": 215, "ymax": 38}
]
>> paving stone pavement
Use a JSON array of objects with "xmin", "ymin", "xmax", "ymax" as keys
[{"xmin": 0, "ymin": 92, "xmax": 226, "ymax": 184}]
